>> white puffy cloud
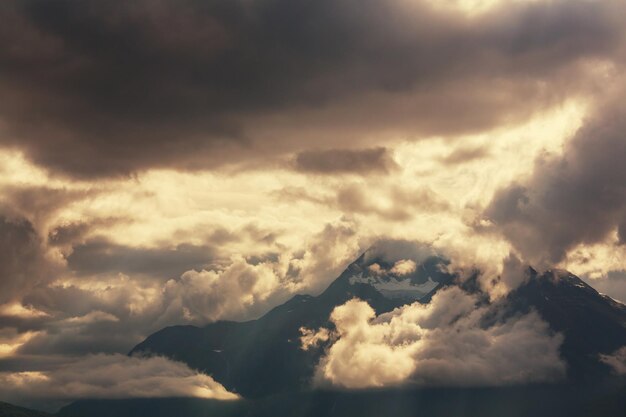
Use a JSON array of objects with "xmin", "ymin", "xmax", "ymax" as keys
[
  {"xmin": 300, "ymin": 327, "xmax": 332, "ymax": 351},
  {"xmin": 390, "ymin": 259, "xmax": 417, "ymax": 276},
  {"xmin": 158, "ymin": 217, "xmax": 366, "ymax": 324},
  {"xmin": 162, "ymin": 255, "xmax": 288, "ymax": 323},
  {"xmin": 0, "ymin": 354, "xmax": 237, "ymax": 410},
  {"xmin": 308, "ymin": 287, "xmax": 566, "ymax": 388}
]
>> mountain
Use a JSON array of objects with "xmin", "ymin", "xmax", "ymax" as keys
[
  {"xmin": 505, "ymin": 268, "xmax": 626, "ymax": 382},
  {"xmin": 59, "ymin": 250, "xmax": 626, "ymax": 417},
  {"xmin": 129, "ymin": 252, "xmax": 455, "ymax": 398},
  {"xmin": 0, "ymin": 401, "xmax": 52, "ymax": 417},
  {"xmin": 131, "ymin": 251, "xmax": 626, "ymax": 398}
]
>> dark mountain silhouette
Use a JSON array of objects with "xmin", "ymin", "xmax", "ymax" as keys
[
  {"xmin": 505, "ymin": 268, "xmax": 626, "ymax": 381},
  {"xmin": 131, "ymin": 252, "xmax": 626, "ymax": 399}
]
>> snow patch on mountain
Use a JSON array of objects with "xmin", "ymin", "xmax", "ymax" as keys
[{"xmin": 348, "ymin": 273, "xmax": 438, "ymax": 300}]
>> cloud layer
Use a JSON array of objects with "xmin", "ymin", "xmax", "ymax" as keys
[
  {"xmin": 0, "ymin": 0, "xmax": 624, "ymax": 177},
  {"xmin": 0, "ymin": 354, "xmax": 237, "ymax": 410},
  {"xmin": 307, "ymin": 287, "xmax": 565, "ymax": 388}
]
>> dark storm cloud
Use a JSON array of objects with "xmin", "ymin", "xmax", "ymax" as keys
[
  {"xmin": 245, "ymin": 252, "xmax": 280, "ymax": 265},
  {"xmin": 0, "ymin": 214, "xmax": 51, "ymax": 304},
  {"xmin": 440, "ymin": 145, "xmax": 490, "ymax": 165},
  {"xmin": 294, "ymin": 147, "xmax": 397, "ymax": 175},
  {"xmin": 0, "ymin": 0, "xmax": 624, "ymax": 177},
  {"xmin": 47, "ymin": 222, "xmax": 91, "ymax": 247},
  {"xmin": 23, "ymin": 286, "xmax": 109, "ymax": 319},
  {"xmin": 0, "ymin": 186, "xmax": 98, "ymax": 224},
  {"xmin": 484, "ymin": 95, "xmax": 626, "ymax": 265},
  {"xmin": 65, "ymin": 238, "xmax": 217, "ymax": 278},
  {"xmin": 0, "ymin": 354, "xmax": 69, "ymax": 373},
  {"xmin": 47, "ymin": 218, "xmax": 126, "ymax": 247},
  {"xmin": 16, "ymin": 318, "xmax": 141, "ymax": 356},
  {"xmin": 0, "ymin": 313, "xmax": 49, "ymax": 335}
]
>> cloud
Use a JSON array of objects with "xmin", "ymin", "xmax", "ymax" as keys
[
  {"xmin": 276, "ymin": 183, "xmax": 449, "ymax": 221},
  {"xmin": 390, "ymin": 259, "xmax": 417, "ymax": 276},
  {"xmin": 337, "ymin": 184, "xmax": 450, "ymax": 221},
  {"xmin": 161, "ymin": 256, "xmax": 288, "ymax": 323},
  {"xmin": 0, "ymin": 0, "xmax": 623, "ymax": 177},
  {"xmin": 0, "ymin": 185, "xmax": 99, "ymax": 225},
  {"xmin": 300, "ymin": 327, "xmax": 331, "ymax": 352},
  {"xmin": 599, "ymin": 346, "xmax": 626, "ymax": 375},
  {"xmin": 66, "ymin": 238, "xmax": 218, "ymax": 278},
  {"xmin": 294, "ymin": 147, "xmax": 397, "ymax": 175},
  {"xmin": 0, "ymin": 328, "xmax": 40, "ymax": 358},
  {"xmin": 161, "ymin": 217, "xmax": 366, "ymax": 322},
  {"xmin": 364, "ymin": 239, "xmax": 439, "ymax": 266},
  {"xmin": 499, "ymin": 252, "xmax": 531, "ymax": 293},
  {"xmin": 0, "ymin": 354, "xmax": 237, "ymax": 411},
  {"xmin": 0, "ymin": 214, "xmax": 53, "ymax": 304},
  {"xmin": 48, "ymin": 218, "xmax": 126, "ymax": 247},
  {"xmin": 7, "ymin": 304, "xmax": 161, "ymax": 358},
  {"xmin": 484, "ymin": 91, "xmax": 626, "ymax": 266},
  {"xmin": 307, "ymin": 287, "xmax": 565, "ymax": 388},
  {"xmin": 440, "ymin": 145, "xmax": 490, "ymax": 165}
]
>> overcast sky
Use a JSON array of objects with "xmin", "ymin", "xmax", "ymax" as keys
[{"xmin": 1, "ymin": 0, "xmax": 625, "ymax": 409}]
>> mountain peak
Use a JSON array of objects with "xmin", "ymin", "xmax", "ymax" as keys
[{"xmin": 326, "ymin": 247, "xmax": 455, "ymax": 305}]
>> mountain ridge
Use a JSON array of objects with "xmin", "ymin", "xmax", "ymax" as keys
[{"xmin": 130, "ymin": 252, "xmax": 626, "ymax": 398}]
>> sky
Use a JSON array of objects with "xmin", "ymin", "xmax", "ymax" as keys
[{"xmin": 1, "ymin": 0, "xmax": 626, "ymax": 410}]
